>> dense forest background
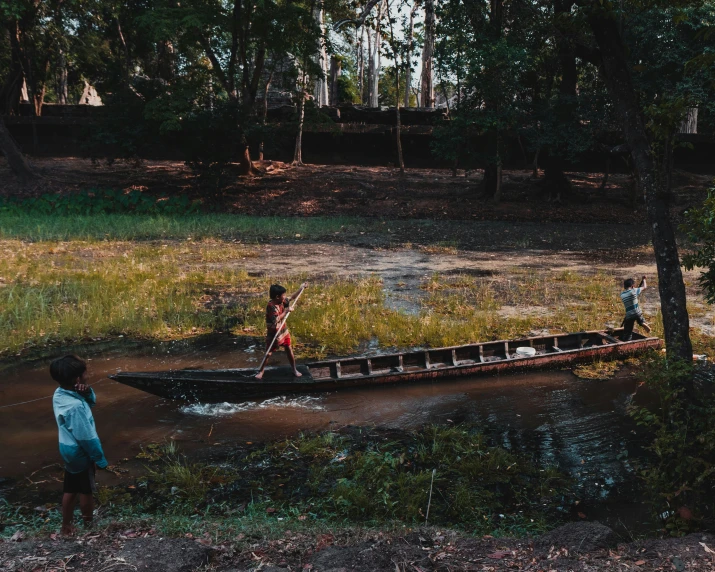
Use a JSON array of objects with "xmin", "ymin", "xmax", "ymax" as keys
[{"xmin": 1, "ymin": 0, "xmax": 714, "ymax": 173}]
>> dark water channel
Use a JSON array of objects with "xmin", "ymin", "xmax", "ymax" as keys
[{"xmin": 0, "ymin": 335, "xmax": 654, "ymax": 531}]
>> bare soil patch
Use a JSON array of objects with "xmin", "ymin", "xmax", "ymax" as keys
[
  {"xmin": 3, "ymin": 158, "xmax": 712, "ymax": 224},
  {"xmin": 2, "ymin": 526, "xmax": 713, "ymax": 571}
]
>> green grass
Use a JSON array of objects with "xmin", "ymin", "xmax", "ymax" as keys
[
  {"xmin": 0, "ymin": 213, "xmax": 386, "ymax": 242},
  {"xmin": 2, "ymin": 426, "xmax": 571, "ymax": 540},
  {"xmin": 1, "ymin": 236, "xmax": 696, "ymax": 358}
]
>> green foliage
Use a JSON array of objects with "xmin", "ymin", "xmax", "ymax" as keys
[
  {"xmin": 682, "ymin": 184, "xmax": 715, "ymax": 303},
  {"xmin": 312, "ymin": 425, "xmax": 570, "ymax": 532},
  {"xmin": 0, "ymin": 189, "xmax": 201, "ymax": 216},
  {"xmin": 629, "ymin": 356, "xmax": 715, "ymax": 534}
]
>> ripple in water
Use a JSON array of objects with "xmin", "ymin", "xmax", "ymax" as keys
[{"xmin": 181, "ymin": 395, "xmax": 325, "ymax": 416}]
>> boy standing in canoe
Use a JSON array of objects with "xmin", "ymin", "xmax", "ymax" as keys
[
  {"xmin": 255, "ymin": 282, "xmax": 307, "ymax": 379},
  {"xmin": 620, "ymin": 275, "xmax": 652, "ymax": 341}
]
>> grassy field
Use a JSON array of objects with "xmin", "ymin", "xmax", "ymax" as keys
[
  {"xmin": 1, "ymin": 232, "xmax": 688, "ymax": 359},
  {"xmin": 0, "ymin": 213, "xmax": 386, "ymax": 242}
]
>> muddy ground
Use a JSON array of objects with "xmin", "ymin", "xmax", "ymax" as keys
[
  {"xmin": 2, "ymin": 523, "xmax": 714, "ymax": 571},
  {"xmin": 2, "ymin": 158, "xmax": 713, "ymax": 225}
]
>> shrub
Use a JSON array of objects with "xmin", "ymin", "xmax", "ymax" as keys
[{"xmin": 630, "ymin": 356, "xmax": 715, "ymax": 535}]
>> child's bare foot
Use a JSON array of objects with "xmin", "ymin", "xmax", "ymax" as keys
[
  {"xmin": 293, "ymin": 370, "xmax": 302, "ymax": 377},
  {"xmin": 61, "ymin": 524, "xmax": 76, "ymax": 536},
  {"xmin": 643, "ymin": 323, "xmax": 652, "ymax": 333},
  {"xmin": 255, "ymin": 371, "xmax": 264, "ymax": 379}
]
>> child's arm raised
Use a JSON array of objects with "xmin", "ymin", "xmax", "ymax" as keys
[{"xmin": 289, "ymin": 282, "xmax": 308, "ymax": 301}]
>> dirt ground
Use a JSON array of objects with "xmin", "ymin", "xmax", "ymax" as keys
[
  {"xmin": 1, "ymin": 523, "xmax": 714, "ymax": 571},
  {"xmin": 2, "ymin": 157, "xmax": 713, "ymax": 224}
]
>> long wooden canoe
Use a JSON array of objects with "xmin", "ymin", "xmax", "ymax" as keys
[{"xmin": 108, "ymin": 329, "xmax": 661, "ymax": 402}]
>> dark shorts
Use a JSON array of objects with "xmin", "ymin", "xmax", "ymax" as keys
[
  {"xmin": 63, "ymin": 466, "xmax": 96, "ymax": 495},
  {"xmin": 621, "ymin": 314, "xmax": 647, "ymax": 341}
]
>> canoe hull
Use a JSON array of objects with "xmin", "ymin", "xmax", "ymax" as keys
[{"xmin": 109, "ymin": 330, "xmax": 661, "ymax": 402}]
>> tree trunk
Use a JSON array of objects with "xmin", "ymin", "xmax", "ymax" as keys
[
  {"xmin": 329, "ymin": 56, "xmax": 341, "ymax": 106},
  {"xmin": 589, "ymin": 11, "xmax": 692, "ymax": 363},
  {"xmin": 357, "ymin": 26, "xmax": 365, "ymax": 104},
  {"xmin": 404, "ymin": 6, "xmax": 416, "ymax": 108},
  {"xmin": 481, "ymin": 0, "xmax": 503, "ymax": 200},
  {"xmin": 0, "ymin": 119, "xmax": 37, "ymax": 182},
  {"xmin": 313, "ymin": 3, "xmax": 329, "ymax": 107},
  {"xmin": 238, "ymin": 146, "xmax": 255, "ymax": 175},
  {"xmin": 293, "ymin": 82, "xmax": 306, "ymax": 165},
  {"xmin": 420, "ymin": 0, "xmax": 435, "ymax": 108},
  {"xmin": 259, "ymin": 72, "xmax": 273, "ymax": 161},
  {"xmin": 57, "ymin": 48, "xmax": 68, "ymax": 105},
  {"xmin": 678, "ymin": 107, "xmax": 698, "ymax": 134},
  {"xmin": 0, "ymin": 22, "xmax": 25, "ymax": 115}
]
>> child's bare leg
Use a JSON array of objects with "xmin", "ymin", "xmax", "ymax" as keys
[
  {"xmin": 79, "ymin": 494, "xmax": 94, "ymax": 527},
  {"xmin": 287, "ymin": 346, "xmax": 302, "ymax": 377},
  {"xmin": 61, "ymin": 493, "xmax": 78, "ymax": 535},
  {"xmin": 255, "ymin": 351, "xmax": 272, "ymax": 379}
]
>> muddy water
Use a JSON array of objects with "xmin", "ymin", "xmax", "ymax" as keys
[{"xmin": 1, "ymin": 336, "xmax": 649, "ymax": 522}]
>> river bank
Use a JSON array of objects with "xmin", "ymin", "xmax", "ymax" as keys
[{"xmin": 2, "ymin": 522, "xmax": 714, "ymax": 571}]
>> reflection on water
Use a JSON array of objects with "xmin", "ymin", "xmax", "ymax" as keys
[{"xmin": 0, "ymin": 335, "xmax": 648, "ymax": 523}]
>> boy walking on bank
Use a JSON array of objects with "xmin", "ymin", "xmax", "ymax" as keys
[
  {"xmin": 620, "ymin": 275, "xmax": 652, "ymax": 341},
  {"xmin": 50, "ymin": 355, "xmax": 109, "ymax": 535},
  {"xmin": 255, "ymin": 282, "xmax": 307, "ymax": 379}
]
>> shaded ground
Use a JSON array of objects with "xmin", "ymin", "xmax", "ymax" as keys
[
  {"xmin": 2, "ymin": 158, "xmax": 713, "ymax": 224},
  {"xmin": 1, "ymin": 524, "xmax": 714, "ymax": 571}
]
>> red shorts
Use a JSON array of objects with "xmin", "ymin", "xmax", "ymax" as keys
[{"xmin": 266, "ymin": 332, "xmax": 291, "ymax": 352}]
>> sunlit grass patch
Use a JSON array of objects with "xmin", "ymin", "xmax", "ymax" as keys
[{"xmin": 0, "ymin": 238, "xmax": 685, "ymax": 359}]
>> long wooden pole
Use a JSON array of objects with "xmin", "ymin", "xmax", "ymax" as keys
[{"xmin": 256, "ymin": 288, "xmax": 306, "ymax": 372}]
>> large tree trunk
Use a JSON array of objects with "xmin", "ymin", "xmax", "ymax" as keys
[
  {"xmin": 293, "ymin": 78, "xmax": 306, "ymax": 166},
  {"xmin": 589, "ymin": 11, "xmax": 692, "ymax": 363},
  {"xmin": 481, "ymin": 0, "xmax": 503, "ymax": 200},
  {"xmin": 259, "ymin": 71, "xmax": 273, "ymax": 161},
  {"xmin": 0, "ymin": 119, "xmax": 37, "ymax": 182},
  {"xmin": 357, "ymin": 26, "xmax": 365, "ymax": 104},
  {"xmin": 329, "ymin": 56, "xmax": 341, "ymax": 106},
  {"xmin": 313, "ymin": 3, "xmax": 329, "ymax": 107},
  {"xmin": 404, "ymin": 6, "xmax": 416, "ymax": 108},
  {"xmin": 420, "ymin": 0, "xmax": 435, "ymax": 108},
  {"xmin": 0, "ymin": 22, "xmax": 25, "ymax": 115},
  {"xmin": 57, "ymin": 48, "xmax": 68, "ymax": 105}
]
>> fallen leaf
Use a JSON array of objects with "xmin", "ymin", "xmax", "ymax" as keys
[
  {"xmin": 488, "ymin": 551, "xmax": 511, "ymax": 559},
  {"xmin": 700, "ymin": 542, "xmax": 715, "ymax": 554},
  {"xmin": 578, "ymin": 512, "xmax": 587, "ymax": 519},
  {"xmin": 266, "ymin": 507, "xmax": 277, "ymax": 513},
  {"xmin": 635, "ymin": 560, "xmax": 646, "ymax": 566}
]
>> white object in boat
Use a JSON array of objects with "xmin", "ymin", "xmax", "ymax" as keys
[{"xmin": 515, "ymin": 347, "xmax": 537, "ymax": 358}]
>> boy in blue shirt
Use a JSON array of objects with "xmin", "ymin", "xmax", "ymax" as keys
[
  {"xmin": 620, "ymin": 275, "xmax": 652, "ymax": 341},
  {"xmin": 50, "ymin": 355, "xmax": 109, "ymax": 535}
]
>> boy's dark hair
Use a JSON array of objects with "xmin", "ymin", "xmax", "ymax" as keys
[
  {"xmin": 269, "ymin": 284, "xmax": 287, "ymax": 299},
  {"xmin": 624, "ymin": 278, "xmax": 635, "ymax": 289},
  {"xmin": 50, "ymin": 355, "xmax": 87, "ymax": 386}
]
